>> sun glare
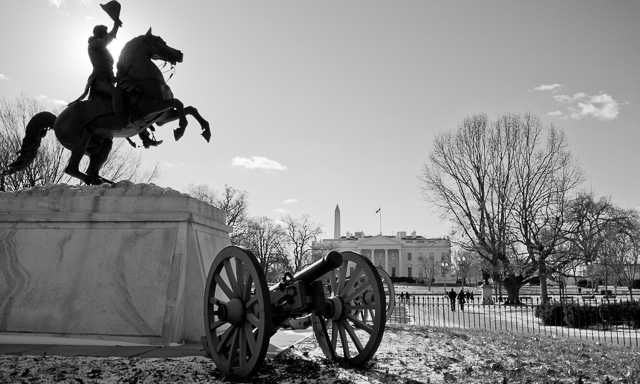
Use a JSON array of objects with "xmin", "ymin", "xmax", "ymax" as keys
[{"xmin": 108, "ymin": 39, "xmax": 124, "ymax": 63}]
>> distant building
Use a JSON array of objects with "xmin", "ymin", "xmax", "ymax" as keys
[{"xmin": 315, "ymin": 205, "xmax": 452, "ymax": 281}]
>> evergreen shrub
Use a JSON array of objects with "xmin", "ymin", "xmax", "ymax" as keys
[
  {"xmin": 534, "ymin": 302, "xmax": 565, "ymax": 326},
  {"xmin": 563, "ymin": 305, "xmax": 600, "ymax": 328}
]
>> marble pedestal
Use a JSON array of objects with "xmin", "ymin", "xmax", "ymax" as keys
[
  {"xmin": 0, "ymin": 182, "xmax": 231, "ymax": 346},
  {"xmin": 481, "ymin": 282, "xmax": 495, "ymax": 304}
]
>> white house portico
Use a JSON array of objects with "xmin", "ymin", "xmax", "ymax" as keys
[
  {"xmin": 316, "ymin": 231, "xmax": 451, "ymax": 280},
  {"xmin": 314, "ymin": 205, "xmax": 452, "ymax": 281},
  {"xmin": 358, "ymin": 235, "xmax": 404, "ymax": 277}
]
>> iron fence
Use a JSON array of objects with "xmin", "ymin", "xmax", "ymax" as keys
[{"xmin": 388, "ymin": 295, "xmax": 640, "ymax": 348}]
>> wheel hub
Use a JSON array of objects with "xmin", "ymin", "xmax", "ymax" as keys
[
  {"xmin": 217, "ymin": 298, "xmax": 246, "ymax": 326},
  {"xmin": 321, "ymin": 296, "xmax": 344, "ymax": 321}
]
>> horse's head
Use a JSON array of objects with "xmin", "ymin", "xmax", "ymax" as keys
[{"xmin": 144, "ymin": 28, "xmax": 183, "ymax": 65}]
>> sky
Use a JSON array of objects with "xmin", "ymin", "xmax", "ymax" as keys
[{"xmin": 1, "ymin": 1, "xmax": 639, "ymax": 241}]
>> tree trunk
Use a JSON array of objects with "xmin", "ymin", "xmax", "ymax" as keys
[
  {"xmin": 539, "ymin": 275, "xmax": 549, "ymax": 304},
  {"xmin": 537, "ymin": 257, "xmax": 551, "ymax": 303},
  {"xmin": 502, "ymin": 274, "xmax": 525, "ymax": 304}
]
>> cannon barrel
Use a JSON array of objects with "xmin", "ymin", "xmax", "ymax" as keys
[{"xmin": 293, "ymin": 250, "xmax": 343, "ymax": 284}]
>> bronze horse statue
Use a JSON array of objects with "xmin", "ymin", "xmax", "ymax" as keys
[{"xmin": 3, "ymin": 28, "xmax": 210, "ymax": 186}]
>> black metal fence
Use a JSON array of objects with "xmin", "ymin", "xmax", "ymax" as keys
[{"xmin": 388, "ymin": 295, "xmax": 640, "ymax": 348}]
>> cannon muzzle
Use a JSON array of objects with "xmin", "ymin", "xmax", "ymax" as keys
[{"xmin": 293, "ymin": 251, "xmax": 343, "ymax": 284}]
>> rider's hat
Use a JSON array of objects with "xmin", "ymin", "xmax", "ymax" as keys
[{"xmin": 100, "ymin": 1, "xmax": 122, "ymax": 26}]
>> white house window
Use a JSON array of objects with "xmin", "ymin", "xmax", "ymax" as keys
[{"xmin": 407, "ymin": 252, "xmax": 412, "ymax": 261}]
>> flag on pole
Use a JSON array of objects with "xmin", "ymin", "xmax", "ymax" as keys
[{"xmin": 375, "ymin": 207, "xmax": 380, "ymax": 214}]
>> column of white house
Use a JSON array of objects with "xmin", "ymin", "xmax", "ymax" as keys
[
  {"xmin": 399, "ymin": 249, "xmax": 403, "ymax": 277},
  {"xmin": 384, "ymin": 249, "xmax": 389, "ymax": 274}
]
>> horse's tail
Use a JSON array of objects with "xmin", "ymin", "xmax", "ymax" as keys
[{"xmin": 2, "ymin": 111, "xmax": 57, "ymax": 177}]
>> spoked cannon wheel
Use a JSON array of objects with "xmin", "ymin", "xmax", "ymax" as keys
[
  {"xmin": 311, "ymin": 251, "xmax": 386, "ymax": 367},
  {"xmin": 203, "ymin": 246, "xmax": 271, "ymax": 380},
  {"xmin": 377, "ymin": 267, "xmax": 395, "ymax": 322}
]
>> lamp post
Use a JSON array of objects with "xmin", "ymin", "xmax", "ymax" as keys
[
  {"xmin": 441, "ymin": 261, "xmax": 450, "ymax": 293},
  {"xmin": 455, "ymin": 256, "xmax": 466, "ymax": 288},
  {"xmin": 586, "ymin": 261, "xmax": 595, "ymax": 293}
]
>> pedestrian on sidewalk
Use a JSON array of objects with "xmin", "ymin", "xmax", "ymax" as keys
[
  {"xmin": 447, "ymin": 288, "xmax": 457, "ymax": 312},
  {"xmin": 458, "ymin": 288, "xmax": 466, "ymax": 312}
]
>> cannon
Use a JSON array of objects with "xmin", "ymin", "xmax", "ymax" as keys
[{"xmin": 203, "ymin": 246, "xmax": 386, "ymax": 380}]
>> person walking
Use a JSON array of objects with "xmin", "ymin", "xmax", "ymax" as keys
[
  {"xmin": 447, "ymin": 288, "xmax": 457, "ymax": 312},
  {"xmin": 458, "ymin": 288, "xmax": 466, "ymax": 312}
]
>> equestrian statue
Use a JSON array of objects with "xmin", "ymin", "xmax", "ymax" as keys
[{"xmin": 2, "ymin": 1, "xmax": 210, "ymax": 186}]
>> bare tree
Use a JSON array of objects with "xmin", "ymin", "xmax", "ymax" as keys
[
  {"xmin": 187, "ymin": 184, "xmax": 249, "ymax": 245},
  {"xmin": 1, "ymin": 95, "xmax": 67, "ymax": 190},
  {"xmin": 563, "ymin": 192, "xmax": 633, "ymax": 294},
  {"xmin": 594, "ymin": 206, "xmax": 640, "ymax": 298},
  {"xmin": 417, "ymin": 255, "xmax": 436, "ymax": 290},
  {"xmin": 1, "ymin": 95, "xmax": 160, "ymax": 191},
  {"xmin": 420, "ymin": 112, "xmax": 583, "ymax": 303},
  {"xmin": 237, "ymin": 216, "xmax": 288, "ymax": 281},
  {"xmin": 310, "ymin": 240, "xmax": 338, "ymax": 264},
  {"xmin": 282, "ymin": 215, "xmax": 323, "ymax": 273},
  {"xmin": 509, "ymin": 114, "xmax": 584, "ymax": 302},
  {"xmin": 420, "ymin": 113, "xmax": 519, "ymax": 301}
]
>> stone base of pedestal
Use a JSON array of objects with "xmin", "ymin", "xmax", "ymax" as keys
[
  {"xmin": 0, "ymin": 182, "xmax": 231, "ymax": 346},
  {"xmin": 481, "ymin": 283, "xmax": 495, "ymax": 305}
]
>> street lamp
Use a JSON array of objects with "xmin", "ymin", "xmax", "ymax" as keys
[
  {"xmin": 441, "ymin": 261, "xmax": 451, "ymax": 292},
  {"xmin": 455, "ymin": 256, "xmax": 466, "ymax": 288}
]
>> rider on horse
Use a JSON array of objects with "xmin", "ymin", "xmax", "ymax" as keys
[{"xmin": 72, "ymin": 3, "xmax": 161, "ymax": 148}]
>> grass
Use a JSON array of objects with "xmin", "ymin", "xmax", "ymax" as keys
[
  {"xmin": 2, "ymin": 324, "xmax": 639, "ymax": 383},
  {"xmin": 265, "ymin": 324, "xmax": 640, "ymax": 384}
]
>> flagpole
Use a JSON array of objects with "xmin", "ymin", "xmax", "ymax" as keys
[{"xmin": 379, "ymin": 206, "xmax": 382, "ymax": 235}]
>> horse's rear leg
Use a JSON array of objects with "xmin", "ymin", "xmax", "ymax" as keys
[
  {"xmin": 86, "ymin": 138, "xmax": 114, "ymax": 184},
  {"xmin": 65, "ymin": 131, "xmax": 92, "ymax": 184}
]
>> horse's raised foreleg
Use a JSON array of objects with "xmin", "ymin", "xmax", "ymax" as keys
[
  {"xmin": 184, "ymin": 106, "xmax": 211, "ymax": 142},
  {"xmin": 155, "ymin": 105, "xmax": 211, "ymax": 143},
  {"xmin": 140, "ymin": 98, "xmax": 188, "ymax": 141}
]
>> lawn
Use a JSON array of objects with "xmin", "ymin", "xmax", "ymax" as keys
[{"xmin": 2, "ymin": 325, "xmax": 639, "ymax": 383}]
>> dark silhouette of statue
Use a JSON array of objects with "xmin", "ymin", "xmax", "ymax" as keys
[
  {"xmin": 2, "ymin": 1, "xmax": 211, "ymax": 186},
  {"xmin": 72, "ymin": 1, "xmax": 160, "ymax": 149}
]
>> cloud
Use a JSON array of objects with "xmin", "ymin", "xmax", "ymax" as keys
[
  {"xmin": 273, "ymin": 208, "xmax": 288, "ymax": 215},
  {"xmin": 283, "ymin": 199, "xmax": 298, "ymax": 204},
  {"xmin": 36, "ymin": 95, "xmax": 67, "ymax": 107},
  {"xmin": 532, "ymin": 83, "xmax": 562, "ymax": 92},
  {"xmin": 0, "ymin": 74, "xmax": 9, "ymax": 81},
  {"xmin": 232, "ymin": 156, "xmax": 287, "ymax": 171},
  {"xmin": 569, "ymin": 93, "xmax": 620, "ymax": 122},
  {"xmin": 48, "ymin": 0, "xmax": 66, "ymax": 7},
  {"xmin": 553, "ymin": 93, "xmax": 588, "ymax": 104},
  {"xmin": 546, "ymin": 91, "xmax": 621, "ymax": 122}
]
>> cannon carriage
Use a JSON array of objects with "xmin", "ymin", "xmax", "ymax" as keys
[{"xmin": 202, "ymin": 246, "xmax": 389, "ymax": 380}]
